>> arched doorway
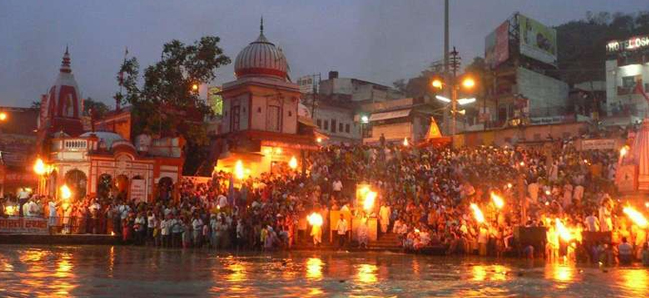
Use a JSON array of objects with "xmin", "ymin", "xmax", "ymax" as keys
[
  {"xmin": 158, "ymin": 177, "xmax": 173, "ymax": 203},
  {"xmin": 64, "ymin": 169, "xmax": 87, "ymax": 200},
  {"xmin": 96, "ymin": 174, "xmax": 112, "ymax": 199},
  {"xmin": 115, "ymin": 175, "xmax": 129, "ymax": 201}
]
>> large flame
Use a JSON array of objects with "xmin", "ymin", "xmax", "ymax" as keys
[
  {"xmin": 620, "ymin": 145, "xmax": 629, "ymax": 159},
  {"xmin": 289, "ymin": 156, "xmax": 298, "ymax": 170},
  {"xmin": 470, "ymin": 204, "xmax": 485, "ymax": 223},
  {"xmin": 34, "ymin": 158, "xmax": 47, "ymax": 175},
  {"xmin": 234, "ymin": 160, "xmax": 245, "ymax": 180},
  {"xmin": 60, "ymin": 185, "xmax": 72, "ymax": 200},
  {"xmin": 403, "ymin": 137, "xmax": 409, "ymax": 146},
  {"xmin": 307, "ymin": 212, "xmax": 323, "ymax": 227},
  {"xmin": 359, "ymin": 186, "xmax": 377, "ymax": 212},
  {"xmin": 623, "ymin": 206, "xmax": 648, "ymax": 228},
  {"xmin": 555, "ymin": 218, "xmax": 572, "ymax": 242},
  {"xmin": 490, "ymin": 192, "xmax": 505, "ymax": 209}
]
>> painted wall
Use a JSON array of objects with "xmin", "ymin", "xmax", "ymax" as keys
[{"xmin": 517, "ymin": 67, "xmax": 569, "ymax": 118}]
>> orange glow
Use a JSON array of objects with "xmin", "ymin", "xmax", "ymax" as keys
[
  {"xmin": 192, "ymin": 84, "xmax": 199, "ymax": 91},
  {"xmin": 507, "ymin": 183, "xmax": 513, "ymax": 189},
  {"xmin": 307, "ymin": 212, "xmax": 323, "ymax": 227},
  {"xmin": 470, "ymin": 203, "xmax": 485, "ymax": 223},
  {"xmin": 0, "ymin": 112, "xmax": 7, "ymax": 121},
  {"xmin": 234, "ymin": 160, "xmax": 245, "ymax": 180},
  {"xmin": 620, "ymin": 145, "xmax": 629, "ymax": 158},
  {"xmin": 462, "ymin": 77, "xmax": 475, "ymax": 89},
  {"xmin": 60, "ymin": 185, "xmax": 72, "ymax": 200},
  {"xmin": 403, "ymin": 137, "xmax": 409, "ymax": 146},
  {"xmin": 555, "ymin": 218, "xmax": 572, "ymax": 242},
  {"xmin": 432, "ymin": 79, "xmax": 443, "ymax": 89},
  {"xmin": 289, "ymin": 156, "xmax": 298, "ymax": 170},
  {"xmin": 275, "ymin": 147, "xmax": 283, "ymax": 154},
  {"xmin": 306, "ymin": 258, "xmax": 323, "ymax": 280},
  {"xmin": 316, "ymin": 137, "xmax": 322, "ymax": 143},
  {"xmin": 358, "ymin": 186, "xmax": 377, "ymax": 212},
  {"xmin": 356, "ymin": 264, "xmax": 378, "ymax": 284},
  {"xmin": 110, "ymin": 231, "xmax": 115, "ymax": 236},
  {"xmin": 491, "ymin": 192, "xmax": 505, "ymax": 209},
  {"xmin": 33, "ymin": 158, "xmax": 47, "ymax": 175},
  {"xmin": 623, "ymin": 206, "xmax": 648, "ymax": 228}
]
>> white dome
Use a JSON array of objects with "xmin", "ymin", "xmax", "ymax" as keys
[
  {"xmin": 80, "ymin": 131, "xmax": 124, "ymax": 149},
  {"xmin": 234, "ymin": 26, "xmax": 289, "ymax": 80}
]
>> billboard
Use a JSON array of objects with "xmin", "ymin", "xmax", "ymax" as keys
[
  {"xmin": 518, "ymin": 14, "xmax": 557, "ymax": 66},
  {"xmin": 485, "ymin": 21, "xmax": 510, "ymax": 68},
  {"xmin": 207, "ymin": 86, "xmax": 223, "ymax": 116},
  {"xmin": 297, "ymin": 76, "xmax": 316, "ymax": 94}
]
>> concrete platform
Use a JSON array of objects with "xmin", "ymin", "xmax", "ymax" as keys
[{"xmin": 0, "ymin": 234, "xmax": 120, "ymax": 245}]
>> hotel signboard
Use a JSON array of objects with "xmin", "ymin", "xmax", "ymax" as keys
[{"xmin": 607, "ymin": 35, "xmax": 649, "ymax": 53}]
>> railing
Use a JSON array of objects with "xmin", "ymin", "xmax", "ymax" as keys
[{"xmin": 62, "ymin": 139, "xmax": 88, "ymax": 151}]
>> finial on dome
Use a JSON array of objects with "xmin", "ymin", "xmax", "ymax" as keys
[
  {"xmin": 260, "ymin": 16, "xmax": 264, "ymax": 34},
  {"xmin": 60, "ymin": 46, "xmax": 71, "ymax": 73}
]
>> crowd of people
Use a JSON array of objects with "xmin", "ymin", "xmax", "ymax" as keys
[{"xmin": 2, "ymin": 138, "xmax": 649, "ymax": 266}]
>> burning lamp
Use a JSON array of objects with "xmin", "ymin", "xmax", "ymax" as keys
[
  {"xmin": 623, "ymin": 206, "xmax": 648, "ymax": 228},
  {"xmin": 470, "ymin": 203, "xmax": 485, "ymax": 223},
  {"xmin": 620, "ymin": 145, "xmax": 629, "ymax": 158},
  {"xmin": 491, "ymin": 192, "xmax": 504, "ymax": 209},
  {"xmin": 307, "ymin": 212, "xmax": 323, "ymax": 227},
  {"xmin": 34, "ymin": 158, "xmax": 47, "ymax": 175},
  {"xmin": 60, "ymin": 185, "xmax": 72, "ymax": 200},
  {"xmin": 289, "ymin": 156, "xmax": 298, "ymax": 170},
  {"xmin": 0, "ymin": 112, "xmax": 7, "ymax": 121},
  {"xmin": 403, "ymin": 137, "xmax": 409, "ymax": 147},
  {"xmin": 234, "ymin": 160, "xmax": 245, "ymax": 180}
]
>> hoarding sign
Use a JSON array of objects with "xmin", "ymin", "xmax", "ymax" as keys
[
  {"xmin": 297, "ymin": 76, "xmax": 316, "ymax": 94},
  {"xmin": 129, "ymin": 179, "xmax": 147, "ymax": 203},
  {"xmin": 207, "ymin": 86, "xmax": 223, "ymax": 116},
  {"xmin": 518, "ymin": 14, "xmax": 557, "ymax": 65},
  {"xmin": 607, "ymin": 35, "xmax": 649, "ymax": 53},
  {"xmin": 580, "ymin": 139, "xmax": 616, "ymax": 151},
  {"xmin": 485, "ymin": 21, "xmax": 510, "ymax": 68},
  {"xmin": 0, "ymin": 217, "xmax": 49, "ymax": 235}
]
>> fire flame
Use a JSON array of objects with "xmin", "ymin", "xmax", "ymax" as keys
[
  {"xmin": 307, "ymin": 212, "xmax": 323, "ymax": 227},
  {"xmin": 359, "ymin": 186, "xmax": 377, "ymax": 212},
  {"xmin": 34, "ymin": 158, "xmax": 47, "ymax": 175},
  {"xmin": 491, "ymin": 192, "xmax": 505, "ymax": 209},
  {"xmin": 289, "ymin": 156, "xmax": 298, "ymax": 170},
  {"xmin": 555, "ymin": 218, "xmax": 572, "ymax": 242},
  {"xmin": 60, "ymin": 185, "xmax": 72, "ymax": 200},
  {"xmin": 620, "ymin": 145, "xmax": 629, "ymax": 158},
  {"xmin": 403, "ymin": 137, "xmax": 409, "ymax": 146},
  {"xmin": 623, "ymin": 206, "xmax": 648, "ymax": 228},
  {"xmin": 234, "ymin": 160, "xmax": 245, "ymax": 180},
  {"xmin": 470, "ymin": 204, "xmax": 485, "ymax": 223}
]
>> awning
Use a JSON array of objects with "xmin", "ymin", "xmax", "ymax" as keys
[{"xmin": 369, "ymin": 109, "xmax": 411, "ymax": 122}]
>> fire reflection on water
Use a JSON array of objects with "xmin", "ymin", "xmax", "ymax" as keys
[
  {"xmin": 620, "ymin": 269, "xmax": 648, "ymax": 296},
  {"xmin": 356, "ymin": 264, "xmax": 378, "ymax": 284},
  {"xmin": 306, "ymin": 257, "xmax": 323, "ymax": 281}
]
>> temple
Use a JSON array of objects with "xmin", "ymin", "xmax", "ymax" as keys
[
  {"xmin": 212, "ymin": 20, "xmax": 319, "ymax": 177},
  {"xmin": 36, "ymin": 48, "xmax": 184, "ymax": 202}
]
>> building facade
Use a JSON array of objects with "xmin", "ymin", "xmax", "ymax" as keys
[{"xmin": 36, "ymin": 49, "xmax": 184, "ymax": 202}]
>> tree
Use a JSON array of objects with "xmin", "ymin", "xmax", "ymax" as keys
[
  {"xmin": 118, "ymin": 36, "xmax": 231, "ymax": 175},
  {"xmin": 30, "ymin": 101, "xmax": 41, "ymax": 110},
  {"xmin": 83, "ymin": 97, "xmax": 110, "ymax": 118}
]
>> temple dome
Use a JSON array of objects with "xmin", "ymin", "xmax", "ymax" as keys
[{"xmin": 234, "ymin": 19, "xmax": 289, "ymax": 80}]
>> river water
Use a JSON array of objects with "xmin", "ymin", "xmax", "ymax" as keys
[{"xmin": 0, "ymin": 245, "xmax": 647, "ymax": 297}]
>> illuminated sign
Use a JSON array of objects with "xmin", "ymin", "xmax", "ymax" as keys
[{"xmin": 607, "ymin": 35, "xmax": 649, "ymax": 53}]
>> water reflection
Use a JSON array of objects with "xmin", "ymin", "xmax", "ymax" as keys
[
  {"xmin": 620, "ymin": 269, "xmax": 648, "ymax": 296},
  {"xmin": 306, "ymin": 257, "xmax": 323, "ymax": 281},
  {"xmin": 0, "ymin": 246, "xmax": 647, "ymax": 297},
  {"xmin": 356, "ymin": 264, "xmax": 378, "ymax": 284}
]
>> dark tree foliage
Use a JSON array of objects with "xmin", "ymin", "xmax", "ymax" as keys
[
  {"xmin": 83, "ymin": 97, "xmax": 110, "ymax": 118},
  {"xmin": 556, "ymin": 11, "xmax": 649, "ymax": 85},
  {"xmin": 117, "ymin": 36, "xmax": 231, "ymax": 175}
]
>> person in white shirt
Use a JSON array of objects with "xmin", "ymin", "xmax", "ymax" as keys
[
  {"xmin": 332, "ymin": 179, "xmax": 343, "ymax": 198},
  {"xmin": 160, "ymin": 216, "xmax": 170, "ymax": 248},
  {"xmin": 48, "ymin": 199, "xmax": 58, "ymax": 232},
  {"xmin": 336, "ymin": 214, "xmax": 348, "ymax": 249},
  {"xmin": 191, "ymin": 214, "xmax": 204, "ymax": 247},
  {"xmin": 618, "ymin": 237, "xmax": 633, "ymax": 265},
  {"xmin": 585, "ymin": 212, "xmax": 600, "ymax": 232},
  {"xmin": 217, "ymin": 194, "xmax": 228, "ymax": 209}
]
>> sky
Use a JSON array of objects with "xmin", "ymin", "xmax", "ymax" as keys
[{"xmin": 1, "ymin": 0, "xmax": 648, "ymax": 108}]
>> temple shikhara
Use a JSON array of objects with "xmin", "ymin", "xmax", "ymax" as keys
[
  {"xmin": 212, "ymin": 20, "xmax": 319, "ymax": 177},
  {"xmin": 35, "ymin": 48, "xmax": 184, "ymax": 202}
]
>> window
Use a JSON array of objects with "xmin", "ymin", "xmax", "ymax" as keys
[
  {"xmin": 317, "ymin": 119, "xmax": 322, "ymax": 128},
  {"xmin": 345, "ymin": 124, "xmax": 350, "ymax": 133},
  {"xmin": 331, "ymin": 119, "xmax": 337, "ymax": 133},
  {"xmin": 324, "ymin": 120, "xmax": 329, "ymax": 130},
  {"xmin": 231, "ymin": 105, "xmax": 240, "ymax": 131},
  {"xmin": 339, "ymin": 123, "xmax": 343, "ymax": 132}
]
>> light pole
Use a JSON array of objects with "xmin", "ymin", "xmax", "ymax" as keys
[{"xmin": 432, "ymin": 77, "xmax": 476, "ymax": 137}]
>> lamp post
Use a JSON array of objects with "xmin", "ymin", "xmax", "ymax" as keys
[{"xmin": 432, "ymin": 77, "xmax": 476, "ymax": 137}]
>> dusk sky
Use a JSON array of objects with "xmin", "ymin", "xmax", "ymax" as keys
[{"xmin": 1, "ymin": 0, "xmax": 647, "ymax": 108}]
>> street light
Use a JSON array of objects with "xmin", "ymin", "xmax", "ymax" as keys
[{"xmin": 431, "ymin": 76, "xmax": 476, "ymax": 136}]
